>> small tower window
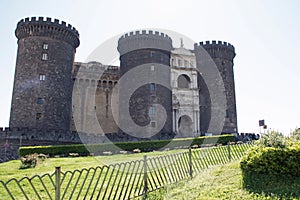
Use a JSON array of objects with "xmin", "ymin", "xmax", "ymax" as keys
[
  {"xmin": 226, "ymin": 109, "xmax": 229, "ymax": 118},
  {"xmin": 150, "ymin": 121, "xmax": 156, "ymax": 128},
  {"xmin": 149, "ymin": 105, "xmax": 156, "ymax": 115},
  {"xmin": 150, "ymin": 83, "xmax": 156, "ymax": 91},
  {"xmin": 37, "ymin": 97, "xmax": 43, "ymax": 104},
  {"xmin": 150, "ymin": 65, "xmax": 155, "ymax": 71},
  {"xmin": 43, "ymin": 43, "xmax": 48, "ymax": 50},
  {"xmin": 42, "ymin": 53, "xmax": 48, "ymax": 60},
  {"xmin": 39, "ymin": 74, "xmax": 46, "ymax": 81},
  {"xmin": 36, "ymin": 113, "xmax": 42, "ymax": 120}
]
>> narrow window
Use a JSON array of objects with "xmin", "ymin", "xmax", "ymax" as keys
[
  {"xmin": 150, "ymin": 121, "xmax": 156, "ymax": 128},
  {"xmin": 178, "ymin": 59, "xmax": 182, "ymax": 66},
  {"xmin": 39, "ymin": 74, "xmax": 46, "ymax": 81},
  {"xmin": 184, "ymin": 60, "xmax": 188, "ymax": 67},
  {"xmin": 150, "ymin": 83, "xmax": 156, "ymax": 91},
  {"xmin": 42, "ymin": 53, "xmax": 48, "ymax": 60},
  {"xmin": 36, "ymin": 113, "xmax": 42, "ymax": 120},
  {"xmin": 150, "ymin": 65, "xmax": 155, "ymax": 71},
  {"xmin": 150, "ymin": 51, "xmax": 154, "ymax": 57},
  {"xmin": 37, "ymin": 97, "xmax": 43, "ymax": 104},
  {"xmin": 43, "ymin": 43, "xmax": 48, "ymax": 50},
  {"xmin": 105, "ymin": 90, "xmax": 109, "ymax": 118},
  {"xmin": 226, "ymin": 110, "xmax": 229, "ymax": 118},
  {"xmin": 190, "ymin": 61, "xmax": 195, "ymax": 67},
  {"xmin": 149, "ymin": 105, "xmax": 155, "ymax": 115},
  {"xmin": 172, "ymin": 59, "xmax": 176, "ymax": 67}
]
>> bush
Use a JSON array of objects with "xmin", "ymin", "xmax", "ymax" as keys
[
  {"xmin": 255, "ymin": 130, "xmax": 287, "ymax": 148},
  {"xmin": 290, "ymin": 128, "xmax": 300, "ymax": 141},
  {"xmin": 19, "ymin": 134, "xmax": 236, "ymax": 157},
  {"xmin": 19, "ymin": 153, "xmax": 47, "ymax": 169},
  {"xmin": 240, "ymin": 144, "xmax": 300, "ymax": 176}
]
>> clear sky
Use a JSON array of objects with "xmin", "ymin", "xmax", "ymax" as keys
[{"xmin": 0, "ymin": 0, "xmax": 299, "ymax": 135}]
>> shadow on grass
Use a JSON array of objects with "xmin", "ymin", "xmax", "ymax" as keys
[{"xmin": 242, "ymin": 172, "xmax": 300, "ymax": 199}]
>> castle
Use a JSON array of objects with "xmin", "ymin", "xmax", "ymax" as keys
[{"xmin": 4, "ymin": 16, "xmax": 238, "ymax": 148}]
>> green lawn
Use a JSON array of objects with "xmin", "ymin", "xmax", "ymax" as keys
[
  {"xmin": 0, "ymin": 149, "xmax": 184, "ymax": 182},
  {"xmin": 144, "ymin": 161, "xmax": 300, "ymax": 200},
  {"xmin": 1, "ymin": 143, "xmax": 299, "ymax": 199}
]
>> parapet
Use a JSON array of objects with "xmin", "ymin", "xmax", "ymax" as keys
[
  {"xmin": 117, "ymin": 30, "xmax": 173, "ymax": 56},
  {"xmin": 194, "ymin": 40, "xmax": 235, "ymax": 52},
  {"xmin": 15, "ymin": 16, "xmax": 80, "ymax": 49}
]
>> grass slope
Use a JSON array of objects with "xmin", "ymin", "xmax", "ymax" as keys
[{"xmin": 145, "ymin": 161, "xmax": 300, "ymax": 200}]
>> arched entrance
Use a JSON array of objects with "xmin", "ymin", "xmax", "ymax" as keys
[
  {"xmin": 177, "ymin": 74, "xmax": 191, "ymax": 88},
  {"xmin": 178, "ymin": 115, "xmax": 193, "ymax": 137}
]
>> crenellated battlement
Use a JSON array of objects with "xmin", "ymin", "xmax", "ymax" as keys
[
  {"xmin": 15, "ymin": 16, "xmax": 80, "ymax": 48},
  {"xmin": 117, "ymin": 30, "xmax": 173, "ymax": 55},
  {"xmin": 194, "ymin": 40, "xmax": 235, "ymax": 52},
  {"xmin": 194, "ymin": 40, "xmax": 235, "ymax": 60},
  {"xmin": 120, "ymin": 30, "xmax": 172, "ymax": 40}
]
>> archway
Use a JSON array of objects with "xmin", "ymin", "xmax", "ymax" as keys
[
  {"xmin": 177, "ymin": 74, "xmax": 191, "ymax": 88},
  {"xmin": 178, "ymin": 115, "xmax": 193, "ymax": 137}
]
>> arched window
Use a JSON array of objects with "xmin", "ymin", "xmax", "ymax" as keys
[{"xmin": 177, "ymin": 74, "xmax": 191, "ymax": 88}]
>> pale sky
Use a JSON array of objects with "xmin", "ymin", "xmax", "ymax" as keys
[{"xmin": 0, "ymin": 0, "xmax": 299, "ymax": 134}]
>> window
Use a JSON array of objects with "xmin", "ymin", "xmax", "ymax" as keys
[
  {"xmin": 150, "ymin": 51, "xmax": 154, "ymax": 57},
  {"xmin": 39, "ymin": 74, "xmax": 46, "ymax": 81},
  {"xmin": 150, "ymin": 83, "xmax": 155, "ymax": 91},
  {"xmin": 150, "ymin": 65, "xmax": 155, "ymax": 71},
  {"xmin": 42, "ymin": 53, "xmax": 48, "ymax": 60},
  {"xmin": 184, "ymin": 60, "xmax": 188, "ymax": 67},
  {"xmin": 149, "ymin": 105, "xmax": 155, "ymax": 115},
  {"xmin": 36, "ymin": 113, "xmax": 42, "ymax": 120},
  {"xmin": 226, "ymin": 109, "xmax": 229, "ymax": 118},
  {"xmin": 177, "ymin": 74, "xmax": 191, "ymax": 88},
  {"xmin": 105, "ymin": 90, "xmax": 109, "ymax": 118},
  {"xmin": 178, "ymin": 59, "xmax": 182, "ymax": 66},
  {"xmin": 37, "ymin": 97, "xmax": 43, "ymax": 104},
  {"xmin": 43, "ymin": 43, "xmax": 48, "ymax": 50},
  {"xmin": 190, "ymin": 61, "xmax": 195, "ymax": 67},
  {"xmin": 150, "ymin": 121, "xmax": 156, "ymax": 128}
]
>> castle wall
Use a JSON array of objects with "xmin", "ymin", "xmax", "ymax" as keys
[{"xmin": 71, "ymin": 62, "xmax": 119, "ymax": 135}]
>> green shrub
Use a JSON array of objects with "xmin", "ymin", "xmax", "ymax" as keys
[
  {"xmin": 19, "ymin": 134, "xmax": 235, "ymax": 157},
  {"xmin": 19, "ymin": 153, "xmax": 47, "ymax": 169},
  {"xmin": 290, "ymin": 128, "xmax": 300, "ymax": 141},
  {"xmin": 240, "ymin": 144, "xmax": 300, "ymax": 176},
  {"xmin": 255, "ymin": 130, "xmax": 287, "ymax": 148}
]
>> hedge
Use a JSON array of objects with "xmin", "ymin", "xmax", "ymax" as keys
[
  {"xmin": 19, "ymin": 134, "xmax": 235, "ymax": 157},
  {"xmin": 240, "ymin": 142, "xmax": 300, "ymax": 176}
]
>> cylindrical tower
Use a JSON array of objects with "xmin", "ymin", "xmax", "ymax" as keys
[
  {"xmin": 9, "ymin": 16, "xmax": 80, "ymax": 131},
  {"xmin": 194, "ymin": 40, "xmax": 237, "ymax": 134},
  {"xmin": 117, "ymin": 30, "xmax": 173, "ymax": 139}
]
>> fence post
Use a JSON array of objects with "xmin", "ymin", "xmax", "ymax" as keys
[
  {"xmin": 189, "ymin": 147, "xmax": 193, "ymax": 178},
  {"xmin": 227, "ymin": 144, "xmax": 231, "ymax": 162},
  {"xmin": 143, "ymin": 155, "xmax": 148, "ymax": 199},
  {"xmin": 55, "ymin": 166, "xmax": 61, "ymax": 200}
]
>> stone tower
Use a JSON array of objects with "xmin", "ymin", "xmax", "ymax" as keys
[
  {"xmin": 117, "ymin": 30, "xmax": 173, "ymax": 139},
  {"xmin": 194, "ymin": 41, "xmax": 237, "ymax": 134},
  {"xmin": 10, "ymin": 17, "xmax": 80, "ymax": 131}
]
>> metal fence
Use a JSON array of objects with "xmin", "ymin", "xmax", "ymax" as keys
[{"xmin": 0, "ymin": 143, "xmax": 252, "ymax": 200}]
